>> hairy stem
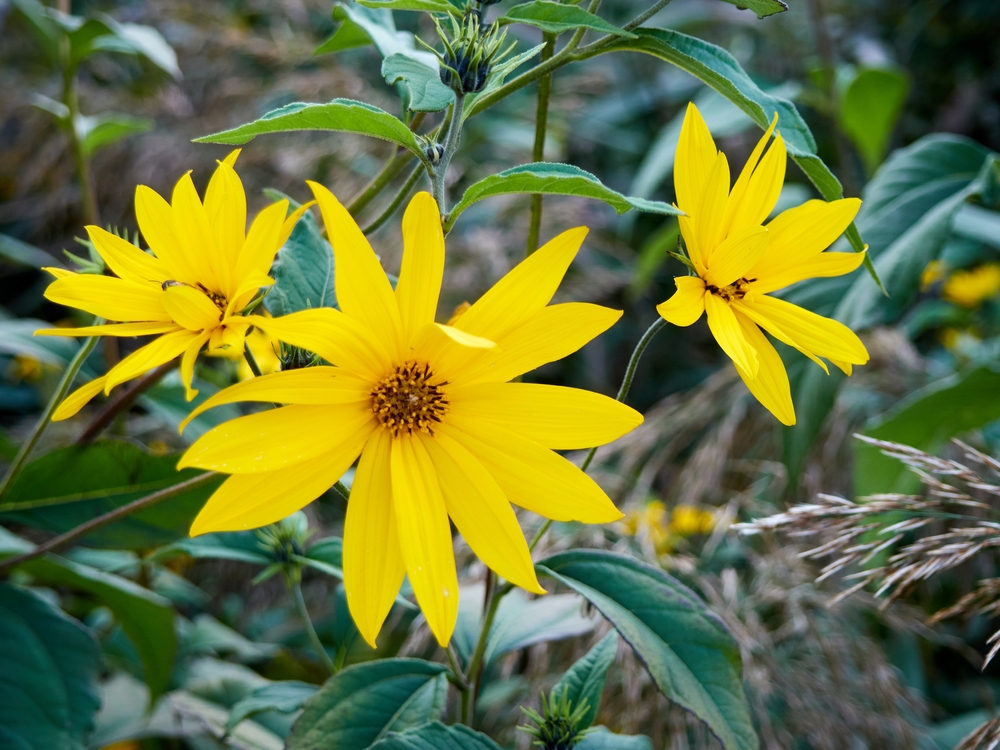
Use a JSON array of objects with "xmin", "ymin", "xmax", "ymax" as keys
[
  {"xmin": 432, "ymin": 93, "xmax": 466, "ymax": 216},
  {"xmin": 0, "ymin": 471, "xmax": 219, "ymax": 571},
  {"xmin": 527, "ymin": 34, "xmax": 557, "ymax": 256},
  {"xmin": 347, "ymin": 152, "xmax": 416, "ymax": 216},
  {"xmin": 0, "ymin": 334, "xmax": 99, "ymax": 501},
  {"xmin": 291, "ymin": 578, "xmax": 336, "ymax": 675},
  {"xmin": 362, "ymin": 163, "xmax": 425, "ymax": 234},
  {"xmin": 576, "ymin": 0, "xmax": 675, "ymax": 57},
  {"xmin": 77, "ymin": 361, "xmax": 177, "ymax": 445}
]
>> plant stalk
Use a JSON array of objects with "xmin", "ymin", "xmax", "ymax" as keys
[
  {"xmin": 463, "ymin": 576, "xmax": 512, "ymax": 725},
  {"xmin": 291, "ymin": 578, "xmax": 336, "ymax": 675},
  {"xmin": 527, "ymin": 33, "xmax": 557, "ymax": 256},
  {"xmin": 62, "ymin": 65, "xmax": 100, "ymax": 227},
  {"xmin": 77, "ymin": 361, "xmax": 177, "ymax": 444},
  {"xmin": 347, "ymin": 151, "xmax": 415, "ymax": 217},
  {"xmin": 361, "ymin": 163, "xmax": 425, "ymax": 234},
  {"xmin": 0, "ymin": 334, "xmax": 99, "ymax": 501},
  {"xmin": 432, "ymin": 93, "xmax": 466, "ymax": 217},
  {"xmin": 0, "ymin": 471, "xmax": 219, "ymax": 571},
  {"xmin": 243, "ymin": 343, "xmax": 264, "ymax": 378}
]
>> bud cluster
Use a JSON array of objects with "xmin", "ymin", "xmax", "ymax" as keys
[
  {"xmin": 426, "ymin": 12, "xmax": 513, "ymax": 95},
  {"xmin": 519, "ymin": 690, "xmax": 594, "ymax": 750}
]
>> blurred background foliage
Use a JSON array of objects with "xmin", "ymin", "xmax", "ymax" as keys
[{"xmin": 3, "ymin": 0, "xmax": 1000, "ymax": 747}]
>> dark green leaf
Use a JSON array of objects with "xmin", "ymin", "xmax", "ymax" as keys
[
  {"xmin": 382, "ymin": 54, "xmax": 455, "ymax": 113},
  {"xmin": 316, "ymin": 4, "xmax": 444, "ymax": 62},
  {"xmin": 76, "ymin": 112, "xmax": 153, "ymax": 156},
  {"xmin": 179, "ymin": 614, "xmax": 281, "ymax": 663},
  {"xmin": 356, "ymin": 0, "xmax": 463, "ymax": 14},
  {"xmin": 499, "ymin": 2, "xmax": 635, "ymax": 37},
  {"xmin": 287, "ymin": 658, "xmax": 448, "ymax": 749},
  {"xmin": 264, "ymin": 207, "xmax": 337, "ymax": 316},
  {"xmin": 153, "ymin": 530, "xmax": 272, "ymax": 566},
  {"xmin": 717, "ymin": 0, "xmax": 787, "ymax": 18},
  {"xmin": 195, "ymin": 100, "xmax": 427, "ymax": 165},
  {"xmin": 300, "ymin": 535, "xmax": 344, "ymax": 577},
  {"xmin": 227, "ymin": 681, "xmax": 318, "ymax": 734},
  {"xmin": 0, "ymin": 319, "xmax": 80, "ymax": 366},
  {"xmin": 9, "ymin": 0, "xmax": 61, "ymax": 60},
  {"xmin": 953, "ymin": 204, "xmax": 1000, "ymax": 250},
  {"xmin": 0, "ymin": 440, "xmax": 222, "ymax": 549},
  {"xmin": 140, "ymin": 370, "xmax": 243, "ymax": 439},
  {"xmin": 0, "ymin": 527, "xmax": 176, "ymax": 699},
  {"xmin": 839, "ymin": 67, "xmax": 910, "ymax": 175},
  {"xmin": 446, "ymin": 163, "xmax": 681, "ymax": 232},
  {"xmin": 0, "ymin": 583, "xmax": 101, "ymax": 750},
  {"xmin": 537, "ymin": 550, "xmax": 756, "ymax": 750},
  {"xmin": 0, "ymin": 233, "xmax": 54, "ymax": 268},
  {"xmin": 369, "ymin": 722, "xmax": 503, "ymax": 750},
  {"xmin": 578, "ymin": 727, "xmax": 653, "ymax": 750},
  {"xmin": 553, "ymin": 631, "xmax": 618, "ymax": 728}
]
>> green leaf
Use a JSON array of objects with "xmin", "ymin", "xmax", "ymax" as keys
[
  {"xmin": 102, "ymin": 20, "xmax": 181, "ymax": 78},
  {"xmin": 153, "ymin": 530, "xmax": 272, "ymax": 565},
  {"xmin": 536, "ymin": 550, "xmax": 756, "ymax": 750},
  {"xmin": 300, "ymin": 535, "xmax": 344, "ymax": 577},
  {"xmin": 76, "ymin": 112, "xmax": 153, "ymax": 156},
  {"xmin": 553, "ymin": 631, "xmax": 618, "ymax": 728},
  {"xmin": 0, "ymin": 584, "xmax": 101, "ymax": 750},
  {"xmin": 839, "ymin": 67, "xmax": 910, "ymax": 175},
  {"xmin": 179, "ymin": 614, "xmax": 280, "ymax": 663},
  {"xmin": 462, "ymin": 42, "xmax": 546, "ymax": 122},
  {"xmin": 499, "ymin": 2, "xmax": 636, "ymax": 37},
  {"xmin": 195, "ymin": 99, "xmax": 428, "ymax": 164},
  {"xmin": 0, "ymin": 527, "xmax": 177, "ymax": 699},
  {"xmin": 264, "ymin": 207, "xmax": 337, "ymax": 316},
  {"xmin": 0, "ymin": 319, "xmax": 80, "ymax": 366},
  {"xmin": 9, "ymin": 0, "xmax": 61, "ymax": 61},
  {"xmin": 0, "ymin": 440, "xmax": 222, "ymax": 549},
  {"xmin": 383, "ymin": 54, "xmax": 455, "ymax": 113},
  {"xmin": 369, "ymin": 722, "xmax": 503, "ymax": 750},
  {"xmin": 139, "ymin": 370, "xmax": 243, "ymax": 439},
  {"xmin": 287, "ymin": 658, "xmax": 448, "ymax": 749},
  {"xmin": 0, "ymin": 233, "xmax": 53, "ymax": 268},
  {"xmin": 446, "ymin": 163, "xmax": 681, "ymax": 231},
  {"xmin": 952, "ymin": 204, "xmax": 1000, "ymax": 250},
  {"xmin": 578, "ymin": 727, "xmax": 653, "ymax": 750},
  {"xmin": 227, "ymin": 681, "xmax": 318, "ymax": 734},
  {"xmin": 356, "ymin": 0, "xmax": 463, "ymax": 14},
  {"xmin": 717, "ymin": 0, "xmax": 787, "ymax": 19},
  {"xmin": 855, "ymin": 365, "xmax": 1000, "ymax": 496},
  {"xmin": 317, "ymin": 4, "xmax": 444, "ymax": 63}
]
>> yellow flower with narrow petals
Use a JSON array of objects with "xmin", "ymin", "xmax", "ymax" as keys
[
  {"xmin": 942, "ymin": 263, "xmax": 1000, "ymax": 308},
  {"xmin": 177, "ymin": 186, "xmax": 643, "ymax": 648},
  {"xmin": 36, "ymin": 151, "xmax": 309, "ymax": 420},
  {"xmin": 657, "ymin": 103, "xmax": 870, "ymax": 425}
]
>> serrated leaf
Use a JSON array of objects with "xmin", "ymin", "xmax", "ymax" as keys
[
  {"xmin": 264, "ymin": 207, "xmax": 337, "ymax": 316},
  {"xmin": 195, "ymin": 99, "xmax": 427, "ymax": 164},
  {"xmin": 0, "ymin": 583, "xmax": 102, "ymax": 750},
  {"xmin": 499, "ymin": 1, "xmax": 635, "ymax": 37},
  {"xmin": 383, "ymin": 53, "xmax": 455, "ymax": 112},
  {"xmin": 553, "ymin": 631, "xmax": 618, "ymax": 728},
  {"xmin": 226, "ymin": 681, "xmax": 318, "ymax": 734},
  {"xmin": 76, "ymin": 111, "xmax": 153, "ymax": 156},
  {"xmin": 369, "ymin": 722, "xmax": 504, "ymax": 750},
  {"xmin": 537, "ymin": 550, "xmax": 756, "ymax": 750},
  {"xmin": 446, "ymin": 163, "xmax": 681, "ymax": 231},
  {"xmin": 287, "ymin": 659, "xmax": 448, "ymax": 749},
  {"xmin": 717, "ymin": 0, "xmax": 787, "ymax": 19}
]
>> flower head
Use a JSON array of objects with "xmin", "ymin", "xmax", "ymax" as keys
[
  {"xmin": 943, "ymin": 263, "xmax": 1000, "ymax": 308},
  {"xmin": 657, "ymin": 103, "xmax": 870, "ymax": 425},
  {"xmin": 36, "ymin": 151, "xmax": 308, "ymax": 419},
  {"xmin": 178, "ymin": 187, "xmax": 642, "ymax": 647}
]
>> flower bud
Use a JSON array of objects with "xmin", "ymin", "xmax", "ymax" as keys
[{"xmin": 431, "ymin": 13, "xmax": 513, "ymax": 95}]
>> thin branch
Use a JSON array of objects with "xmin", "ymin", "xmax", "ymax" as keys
[
  {"xmin": 526, "ymin": 33, "xmax": 557, "ymax": 256},
  {"xmin": 77, "ymin": 361, "xmax": 177, "ymax": 444},
  {"xmin": 362, "ymin": 163, "xmax": 426, "ymax": 234},
  {"xmin": 292, "ymin": 578, "xmax": 336, "ymax": 675}
]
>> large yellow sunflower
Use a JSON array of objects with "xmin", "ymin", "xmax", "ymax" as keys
[
  {"xmin": 657, "ymin": 103, "xmax": 870, "ymax": 425},
  {"xmin": 177, "ymin": 186, "xmax": 642, "ymax": 647},
  {"xmin": 36, "ymin": 151, "xmax": 307, "ymax": 419}
]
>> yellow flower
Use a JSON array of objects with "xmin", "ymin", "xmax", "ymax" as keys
[
  {"xmin": 36, "ymin": 151, "xmax": 308, "ymax": 420},
  {"xmin": 621, "ymin": 500, "xmax": 669, "ymax": 551},
  {"xmin": 236, "ymin": 324, "xmax": 282, "ymax": 380},
  {"xmin": 177, "ymin": 187, "xmax": 643, "ymax": 648},
  {"xmin": 9, "ymin": 354, "xmax": 44, "ymax": 384},
  {"xmin": 920, "ymin": 259, "xmax": 946, "ymax": 291},
  {"xmin": 657, "ymin": 103, "xmax": 870, "ymax": 425},
  {"xmin": 668, "ymin": 504, "xmax": 714, "ymax": 537},
  {"xmin": 942, "ymin": 263, "xmax": 1000, "ymax": 308}
]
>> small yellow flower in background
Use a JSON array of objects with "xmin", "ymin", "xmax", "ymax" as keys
[
  {"xmin": 177, "ymin": 187, "xmax": 642, "ymax": 648},
  {"xmin": 657, "ymin": 103, "xmax": 870, "ymax": 426},
  {"xmin": 920, "ymin": 259, "xmax": 946, "ymax": 291},
  {"xmin": 621, "ymin": 500, "xmax": 715, "ymax": 555},
  {"xmin": 669, "ymin": 504, "xmax": 715, "ymax": 537},
  {"xmin": 9, "ymin": 354, "xmax": 44, "ymax": 384},
  {"xmin": 942, "ymin": 263, "xmax": 1000, "ymax": 308},
  {"xmin": 35, "ymin": 151, "xmax": 309, "ymax": 420}
]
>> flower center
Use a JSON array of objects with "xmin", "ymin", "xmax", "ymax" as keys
[
  {"xmin": 370, "ymin": 361, "xmax": 449, "ymax": 437},
  {"xmin": 197, "ymin": 284, "xmax": 228, "ymax": 312},
  {"xmin": 706, "ymin": 277, "xmax": 754, "ymax": 302}
]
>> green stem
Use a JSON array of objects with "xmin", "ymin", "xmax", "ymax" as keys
[
  {"xmin": 333, "ymin": 480, "xmax": 352, "ymax": 502},
  {"xmin": 575, "ymin": 0, "xmax": 675, "ymax": 57},
  {"xmin": 362, "ymin": 163, "xmax": 425, "ymax": 234},
  {"xmin": 0, "ymin": 334, "xmax": 99, "ymax": 501},
  {"xmin": 292, "ymin": 578, "xmax": 336, "ymax": 675},
  {"xmin": 243, "ymin": 343, "xmax": 264, "ymax": 378},
  {"xmin": 347, "ymin": 152, "xmax": 415, "ymax": 216},
  {"xmin": 463, "ymin": 575, "xmax": 511, "ymax": 725},
  {"xmin": 0, "ymin": 471, "xmax": 219, "ymax": 571},
  {"xmin": 62, "ymin": 64, "xmax": 99, "ymax": 226},
  {"xmin": 432, "ymin": 93, "xmax": 466, "ymax": 217},
  {"xmin": 526, "ymin": 33, "xmax": 557, "ymax": 256}
]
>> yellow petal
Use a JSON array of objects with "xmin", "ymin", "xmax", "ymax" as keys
[
  {"xmin": 179, "ymin": 366, "xmax": 371, "ymax": 432},
  {"xmin": 731, "ymin": 298, "xmax": 829, "ymax": 375},
  {"xmin": 447, "ymin": 382, "xmax": 642, "ymax": 450},
  {"xmin": 704, "ymin": 293, "xmax": 758, "ymax": 378},
  {"xmin": 52, "ymin": 375, "xmax": 107, "ymax": 421},
  {"xmin": 203, "ymin": 157, "xmax": 247, "ymax": 277},
  {"xmin": 277, "ymin": 200, "xmax": 318, "ymax": 248},
  {"xmin": 703, "ymin": 225, "xmax": 768, "ymax": 289},
  {"xmin": 308, "ymin": 181, "xmax": 403, "ymax": 355},
  {"xmin": 396, "ymin": 192, "xmax": 444, "ymax": 343},
  {"xmin": 747, "ymin": 198, "xmax": 862, "ymax": 287},
  {"xmin": 190, "ymin": 455, "xmax": 356, "ymax": 535},
  {"xmin": 731, "ymin": 313, "xmax": 795, "ymax": 425},
  {"xmin": 86, "ymin": 226, "xmax": 169, "ymax": 285},
  {"xmin": 171, "ymin": 172, "xmax": 223, "ymax": 292},
  {"xmin": 135, "ymin": 184, "xmax": 199, "ymax": 284},
  {"xmin": 425, "ymin": 431, "xmax": 544, "ymax": 594},
  {"xmin": 408, "ymin": 322, "xmax": 496, "ymax": 384},
  {"xmin": 179, "ymin": 401, "xmax": 374, "ymax": 473},
  {"xmin": 674, "ymin": 102, "xmax": 718, "ymax": 269},
  {"xmin": 43, "ymin": 267, "xmax": 73, "ymax": 280},
  {"xmin": 207, "ymin": 319, "xmax": 249, "ymax": 354},
  {"xmin": 162, "ymin": 285, "xmax": 223, "ymax": 331},
  {"xmin": 441, "ymin": 419, "xmax": 622, "ymax": 523},
  {"xmin": 247, "ymin": 310, "xmax": 391, "ymax": 381},
  {"xmin": 45, "ymin": 274, "xmax": 173, "ymax": 322},
  {"xmin": 228, "ymin": 270, "xmax": 275, "ymax": 315},
  {"xmin": 104, "ymin": 329, "xmax": 197, "ymax": 393},
  {"xmin": 390, "ymin": 434, "xmax": 459, "ymax": 647},
  {"xmin": 695, "ymin": 151, "xmax": 731, "ymax": 268},
  {"xmin": 725, "ymin": 126, "xmax": 786, "ymax": 235},
  {"xmin": 180, "ymin": 330, "xmax": 211, "ymax": 401},
  {"xmin": 740, "ymin": 294, "xmax": 869, "ymax": 368},
  {"xmin": 343, "ymin": 429, "xmax": 406, "ymax": 648},
  {"xmin": 233, "ymin": 199, "xmax": 288, "ymax": 285},
  {"xmin": 750, "ymin": 249, "xmax": 866, "ymax": 295},
  {"xmin": 455, "ymin": 226, "xmax": 587, "ymax": 341},
  {"xmin": 35, "ymin": 321, "xmax": 180, "ymax": 338},
  {"xmin": 656, "ymin": 276, "xmax": 706, "ymax": 327}
]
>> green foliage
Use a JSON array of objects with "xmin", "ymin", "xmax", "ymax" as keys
[
  {"xmin": 226, "ymin": 681, "xmax": 318, "ymax": 734},
  {"xmin": 317, "ymin": 3, "xmax": 442, "ymax": 62},
  {"xmin": 839, "ymin": 67, "xmax": 911, "ymax": 175},
  {"xmin": 576, "ymin": 728, "xmax": 653, "ymax": 750},
  {"xmin": 536, "ymin": 550, "xmax": 756, "ymax": 750},
  {"xmin": 383, "ymin": 54, "xmax": 455, "ymax": 113},
  {"xmin": 0, "ymin": 583, "xmax": 101, "ymax": 750},
  {"xmin": 0, "ymin": 233, "xmax": 52, "ymax": 268},
  {"xmin": 552, "ymin": 631, "xmax": 618, "ymax": 730},
  {"xmin": 716, "ymin": 0, "xmax": 788, "ymax": 19},
  {"xmin": 287, "ymin": 658, "xmax": 449, "ymax": 749},
  {"xmin": 77, "ymin": 112, "xmax": 154, "ymax": 157},
  {"xmin": 265, "ymin": 208, "xmax": 338, "ymax": 316},
  {"xmin": 358, "ymin": 0, "xmax": 464, "ymax": 13},
  {"xmin": 369, "ymin": 722, "xmax": 503, "ymax": 750},
  {"xmin": 499, "ymin": 2, "xmax": 636, "ymax": 38}
]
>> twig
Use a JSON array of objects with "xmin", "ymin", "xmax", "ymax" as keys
[
  {"xmin": 77, "ymin": 361, "xmax": 177, "ymax": 444},
  {"xmin": 361, "ymin": 163, "xmax": 426, "ymax": 234},
  {"xmin": 526, "ymin": 33, "xmax": 556, "ymax": 256},
  {"xmin": 291, "ymin": 578, "xmax": 336, "ymax": 675}
]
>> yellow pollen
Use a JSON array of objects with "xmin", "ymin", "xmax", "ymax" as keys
[
  {"xmin": 371, "ymin": 360, "xmax": 449, "ymax": 437},
  {"xmin": 706, "ymin": 277, "xmax": 754, "ymax": 302}
]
